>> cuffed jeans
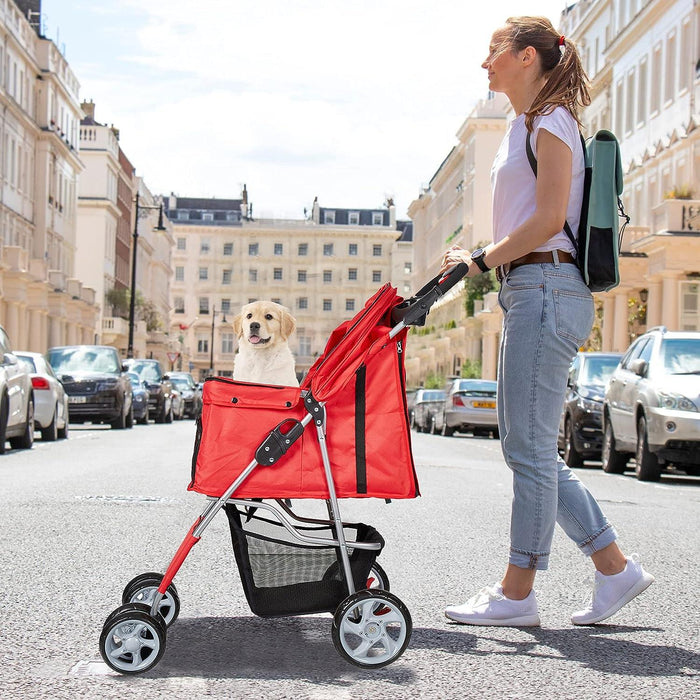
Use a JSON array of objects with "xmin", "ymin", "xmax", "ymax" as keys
[{"xmin": 497, "ymin": 260, "xmax": 617, "ymax": 571}]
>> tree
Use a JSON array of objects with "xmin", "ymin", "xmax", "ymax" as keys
[{"xmin": 105, "ymin": 288, "xmax": 163, "ymax": 332}]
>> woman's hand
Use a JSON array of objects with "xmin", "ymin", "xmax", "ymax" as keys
[{"xmin": 440, "ymin": 245, "xmax": 471, "ymax": 274}]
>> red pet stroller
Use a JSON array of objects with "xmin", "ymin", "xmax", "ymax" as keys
[{"xmin": 99, "ymin": 265, "xmax": 468, "ymax": 674}]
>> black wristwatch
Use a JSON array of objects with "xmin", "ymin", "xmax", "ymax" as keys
[{"xmin": 470, "ymin": 247, "xmax": 490, "ymax": 273}]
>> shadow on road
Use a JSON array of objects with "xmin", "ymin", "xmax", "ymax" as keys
[{"xmin": 413, "ymin": 624, "xmax": 700, "ymax": 678}]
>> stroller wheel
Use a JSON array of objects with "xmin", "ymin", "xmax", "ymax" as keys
[
  {"xmin": 366, "ymin": 562, "xmax": 390, "ymax": 591},
  {"xmin": 122, "ymin": 572, "xmax": 180, "ymax": 627},
  {"xmin": 99, "ymin": 602, "xmax": 166, "ymax": 674},
  {"xmin": 332, "ymin": 589, "xmax": 412, "ymax": 669}
]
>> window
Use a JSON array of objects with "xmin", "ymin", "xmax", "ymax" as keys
[
  {"xmin": 221, "ymin": 298, "xmax": 231, "ymax": 313},
  {"xmin": 373, "ymin": 244, "xmax": 382, "ymax": 256},
  {"xmin": 174, "ymin": 296, "xmax": 185, "ymax": 313},
  {"xmin": 651, "ymin": 44, "xmax": 662, "ymax": 113},
  {"xmin": 197, "ymin": 337, "xmax": 209, "ymax": 354},
  {"xmin": 637, "ymin": 58, "xmax": 647, "ymax": 125},
  {"xmin": 199, "ymin": 297, "xmax": 209, "ymax": 315},
  {"xmin": 348, "ymin": 268, "xmax": 358, "ymax": 281},
  {"xmin": 665, "ymin": 33, "xmax": 676, "ymax": 103},
  {"xmin": 249, "ymin": 269, "xmax": 258, "ymax": 282},
  {"xmin": 323, "ymin": 243, "xmax": 334, "ymax": 256},
  {"xmin": 372, "ymin": 271, "xmax": 381, "ymax": 283},
  {"xmin": 248, "ymin": 242, "xmax": 259, "ymax": 256},
  {"xmin": 372, "ymin": 212, "xmax": 384, "ymax": 226},
  {"xmin": 404, "ymin": 262, "xmax": 412, "ymax": 274},
  {"xmin": 680, "ymin": 19, "xmax": 692, "ymax": 91},
  {"xmin": 221, "ymin": 333, "xmax": 234, "ymax": 354},
  {"xmin": 323, "ymin": 299, "xmax": 332, "ymax": 311},
  {"xmin": 625, "ymin": 69, "xmax": 635, "ymax": 133},
  {"xmin": 298, "ymin": 270, "xmax": 307, "ymax": 282},
  {"xmin": 274, "ymin": 268, "xmax": 283, "ymax": 280},
  {"xmin": 175, "ymin": 266, "xmax": 184, "ymax": 282},
  {"xmin": 324, "ymin": 210, "xmax": 335, "ymax": 224},
  {"xmin": 223, "ymin": 242, "xmax": 233, "ymax": 255},
  {"xmin": 274, "ymin": 243, "xmax": 283, "ymax": 255},
  {"xmin": 349, "ymin": 243, "xmax": 358, "ymax": 255},
  {"xmin": 297, "ymin": 297, "xmax": 308, "ymax": 310},
  {"xmin": 680, "ymin": 281, "xmax": 700, "ymax": 331},
  {"xmin": 298, "ymin": 243, "xmax": 308, "ymax": 256},
  {"xmin": 348, "ymin": 212, "xmax": 359, "ymax": 225},
  {"xmin": 299, "ymin": 336, "xmax": 311, "ymax": 356},
  {"xmin": 176, "ymin": 237, "xmax": 186, "ymax": 250},
  {"xmin": 271, "ymin": 298, "xmax": 281, "ymax": 304},
  {"xmin": 345, "ymin": 299, "xmax": 355, "ymax": 312},
  {"xmin": 177, "ymin": 210, "xmax": 189, "ymax": 221},
  {"xmin": 199, "ymin": 267, "xmax": 208, "ymax": 281},
  {"xmin": 203, "ymin": 212, "xmax": 213, "ymax": 221},
  {"xmin": 200, "ymin": 238, "xmax": 210, "ymax": 254},
  {"xmin": 222, "ymin": 269, "xmax": 232, "ymax": 285},
  {"xmin": 615, "ymin": 80, "xmax": 624, "ymax": 137},
  {"xmin": 323, "ymin": 270, "xmax": 332, "ymax": 283}
]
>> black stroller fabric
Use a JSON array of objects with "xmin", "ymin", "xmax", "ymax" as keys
[{"xmin": 224, "ymin": 504, "xmax": 384, "ymax": 617}]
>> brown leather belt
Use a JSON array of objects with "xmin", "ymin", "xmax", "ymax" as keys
[{"xmin": 496, "ymin": 250, "xmax": 575, "ymax": 282}]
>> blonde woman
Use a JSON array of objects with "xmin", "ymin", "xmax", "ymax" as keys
[{"xmin": 441, "ymin": 16, "xmax": 653, "ymax": 627}]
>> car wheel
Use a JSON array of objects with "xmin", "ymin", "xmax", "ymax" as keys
[
  {"xmin": 491, "ymin": 428, "xmax": 500, "ymax": 440},
  {"xmin": 165, "ymin": 400, "xmax": 173, "ymax": 424},
  {"xmin": 40, "ymin": 402, "xmax": 59, "ymax": 442},
  {"xmin": 57, "ymin": 398, "xmax": 69, "ymax": 439},
  {"xmin": 125, "ymin": 404, "xmax": 134, "ymax": 429},
  {"xmin": 635, "ymin": 414, "xmax": 661, "ymax": 482},
  {"xmin": 111, "ymin": 399, "xmax": 128, "ymax": 430},
  {"xmin": 10, "ymin": 398, "xmax": 34, "ymax": 450},
  {"xmin": 563, "ymin": 417, "xmax": 584, "ymax": 468},
  {"xmin": 601, "ymin": 418, "xmax": 628, "ymax": 474},
  {"xmin": 0, "ymin": 393, "xmax": 8, "ymax": 455},
  {"xmin": 441, "ymin": 418, "xmax": 454, "ymax": 437},
  {"xmin": 137, "ymin": 412, "xmax": 149, "ymax": 425}
]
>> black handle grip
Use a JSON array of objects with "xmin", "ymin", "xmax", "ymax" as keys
[{"xmin": 391, "ymin": 263, "xmax": 469, "ymax": 326}]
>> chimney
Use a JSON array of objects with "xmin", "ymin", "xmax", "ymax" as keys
[{"xmin": 241, "ymin": 183, "xmax": 249, "ymax": 220}]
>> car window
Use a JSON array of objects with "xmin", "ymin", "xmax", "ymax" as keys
[
  {"xmin": 171, "ymin": 378, "xmax": 191, "ymax": 390},
  {"xmin": 638, "ymin": 339, "xmax": 654, "ymax": 363},
  {"xmin": 16, "ymin": 355, "xmax": 36, "ymax": 373},
  {"xmin": 420, "ymin": 391, "xmax": 445, "ymax": 401},
  {"xmin": 580, "ymin": 356, "xmax": 620, "ymax": 385},
  {"xmin": 620, "ymin": 338, "xmax": 647, "ymax": 369},
  {"xmin": 129, "ymin": 361, "xmax": 162, "ymax": 382},
  {"xmin": 48, "ymin": 347, "xmax": 120, "ymax": 374},
  {"xmin": 0, "ymin": 327, "xmax": 11, "ymax": 355},
  {"xmin": 661, "ymin": 338, "xmax": 700, "ymax": 374}
]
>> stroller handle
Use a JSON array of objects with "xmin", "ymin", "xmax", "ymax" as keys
[{"xmin": 391, "ymin": 262, "xmax": 469, "ymax": 327}]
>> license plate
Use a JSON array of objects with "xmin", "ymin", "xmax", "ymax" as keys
[
  {"xmin": 473, "ymin": 401, "xmax": 496, "ymax": 409},
  {"xmin": 69, "ymin": 396, "xmax": 87, "ymax": 404}
]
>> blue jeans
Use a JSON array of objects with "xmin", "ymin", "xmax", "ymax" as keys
[{"xmin": 497, "ymin": 261, "xmax": 617, "ymax": 571}]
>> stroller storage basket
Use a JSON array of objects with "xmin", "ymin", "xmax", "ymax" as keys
[{"xmin": 225, "ymin": 504, "xmax": 384, "ymax": 617}]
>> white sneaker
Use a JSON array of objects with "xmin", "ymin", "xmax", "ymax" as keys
[
  {"xmin": 571, "ymin": 554, "xmax": 655, "ymax": 625},
  {"xmin": 445, "ymin": 584, "xmax": 540, "ymax": 627}
]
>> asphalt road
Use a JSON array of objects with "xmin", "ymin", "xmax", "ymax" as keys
[{"xmin": 0, "ymin": 419, "xmax": 698, "ymax": 699}]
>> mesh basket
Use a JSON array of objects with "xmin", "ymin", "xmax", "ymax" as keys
[{"xmin": 224, "ymin": 504, "xmax": 384, "ymax": 617}]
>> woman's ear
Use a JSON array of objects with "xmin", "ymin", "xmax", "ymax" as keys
[
  {"xmin": 280, "ymin": 308, "xmax": 296, "ymax": 340},
  {"xmin": 232, "ymin": 314, "xmax": 242, "ymax": 338}
]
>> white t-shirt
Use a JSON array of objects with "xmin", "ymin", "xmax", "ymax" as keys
[{"xmin": 490, "ymin": 106, "xmax": 584, "ymax": 255}]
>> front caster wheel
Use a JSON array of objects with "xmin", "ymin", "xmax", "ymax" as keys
[
  {"xmin": 332, "ymin": 589, "xmax": 412, "ymax": 669},
  {"xmin": 99, "ymin": 603, "xmax": 166, "ymax": 674},
  {"xmin": 122, "ymin": 572, "xmax": 180, "ymax": 627}
]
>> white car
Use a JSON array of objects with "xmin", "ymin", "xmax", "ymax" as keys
[
  {"xmin": 15, "ymin": 351, "xmax": 69, "ymax": 441},
  {"xmin": 0, "ymin": 326, "xmax": 34, "ymax": 453}
]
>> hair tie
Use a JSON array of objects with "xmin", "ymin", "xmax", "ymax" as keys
[{"xmin": 558, "ymin": 35, "xmax": 566, "ymax": 47}]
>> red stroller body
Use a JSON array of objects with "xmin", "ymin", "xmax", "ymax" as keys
[{"xmin": 99, "ymin": 266, "xmax": 467, "ymax": 674}]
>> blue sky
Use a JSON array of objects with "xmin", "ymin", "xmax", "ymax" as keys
[{"xmin": 41, "ymin": 1, "xmax": 570, "ymax": 219}]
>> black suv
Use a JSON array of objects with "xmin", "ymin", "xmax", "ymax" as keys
[
  {"xmin": 124, "ymin": 359, "xmax": 174, "ymax": 423},
  {"xmin": 48, "ymin": 345, "xmax": 133, "ymax": 429},
  {"xmin": 558, "ymin": 351, "xmax": 622, "ymax": 467}
]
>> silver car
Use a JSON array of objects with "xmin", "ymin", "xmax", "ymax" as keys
[
  {"xmin": 435, "ymin": 378, "xmax": 499, "ymax": 438},
  {"xmin": 0, "ymin": 326, "xmax": 34, "ymax": 453},
  {"xmin": 602, "ymin": 327, "xmax": 700, "ymax": 481},
  {"xmin": 15, "ymin": 351, "xmax": 70, "ymax": 441}
]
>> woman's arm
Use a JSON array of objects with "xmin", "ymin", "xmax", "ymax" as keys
[{"xmin": 441, "ymin": 128, "xmax": 573, "ymax": 275}]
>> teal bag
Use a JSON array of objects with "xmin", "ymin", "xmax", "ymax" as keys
[{"xmin": 526, "ymin": 129, "xmax": 630, "ymax": 292}]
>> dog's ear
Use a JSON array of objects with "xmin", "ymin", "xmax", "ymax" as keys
[
  {"xmin": 232, "ymin": 313, "xmax": 242, "ymax": 338},
  {"xmin": 279, "ymin": 307, "xmax": 296, "ymax": 340}
]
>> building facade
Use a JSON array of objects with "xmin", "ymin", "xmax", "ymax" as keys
[
  {"xmin": 405, "ymin": 0, "xmax": 700, "ymax": 387},
  {"xmin": 167, "ymin": 191, "xmax": 413, "ymax": 381},
  {"xmin": 0, "ymin": 0, "xmax": 97, "ymax": 353}
]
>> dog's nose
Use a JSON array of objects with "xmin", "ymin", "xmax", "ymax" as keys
[{"xmin": 249, "ymin": 322, "xmax": 260, "ymax": 333}]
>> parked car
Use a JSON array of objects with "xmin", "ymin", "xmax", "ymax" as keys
[
  {"xmin": 602, "ymin": 326, "xmax": 700, "ymax": 481},
  {"xmin": 435, "ymin": 378, "xmax": 499, "ymax": 437},
  {"xmin": 171, "ymin": 386, "xmax": 186, "ymax": 420},
  {"xmin": 47, "ymin": 345, "xmax": 133, "ymax": 429},
  {"xmin": 168, "ymin": 372, "xmax": 202, "ymax": 419},
  {"xmin": 127, "ymin": 372, "xmax": 150, "ymax": 425},
  {"xmin": 124, "ymin": 359, "xmax": 173, "ymax": 424},
  {"xmin": 557, "ymin": 351, "xmax": 622, "ymax": 467},
  {"xmin": 0, "ymin": 326, "xmax": 34, "ymax": 453},
  {"xmin": 15, "ymin": 351, "xmax": 70, "ymax": 441},
  {"xmin": 405, "ymin": 388, "xmax": 418, "ymax": 428},
  {"xmin": 412, "ymin": 389, "xmax": 446, "ymax": 433}
]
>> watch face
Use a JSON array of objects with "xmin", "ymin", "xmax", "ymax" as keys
[{"xmin": 471, "ymin": 248, "xmax": 484, "ymax": 260}]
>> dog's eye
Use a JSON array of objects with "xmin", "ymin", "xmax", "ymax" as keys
[
  {"xmin": 246, "ymin": 313, "xmax": 252, "ymax": 319},
  {"xmin": 265, "ymin": 314, "xmax": 273, "ymax": 320}
]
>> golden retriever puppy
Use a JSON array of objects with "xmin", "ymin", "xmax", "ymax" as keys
[{"xmin": 232, "ymin": 301, "xmax": 299, "ymax": 386}]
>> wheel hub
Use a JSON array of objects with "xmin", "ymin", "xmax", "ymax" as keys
[
  {"xmin": 363, "ymin": 622, "xmax": 382, "ymax": 640},
  {"xmin": 123, "ymin": 635, "xmax": 142, "ymax": 653}
]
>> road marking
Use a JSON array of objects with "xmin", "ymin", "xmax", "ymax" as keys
[{"xmin": 69, "ymin": 660, "xmax": 118, "ymax": 677}]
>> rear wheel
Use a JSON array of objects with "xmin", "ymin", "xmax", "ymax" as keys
[
  {"xmin": 41, "ymin": 403, "xmax": 59, "ymax": 442},
  {"xmin": 57, "ymin": 398, "xmax": 69, "ymax": 439},
  {"xmin": 125, "ymin": 404, "xmax": 134, "ymax": 429},
  {"xmin": 563, "ymin": 417, "xmax": 584, "ymax": 468},
  {"xmin": 601, "ymin": 419, "xmax": 628, "ymax": 474},
  {"xmin": 366, "ymin": 563, "xmax": 390, "ymax": 591},
  {"xmin": 122, "ymin": 572, "xmax": 180, "ymax": 627},
  {"xmin": 10, "ymin": 398, "xmax": 34, "ymax": 450},
  {"xmin": 635, "ymin": 415, "xmax": 661, "ymax": 482},
  {"xmin": 441, "ymin": 418, "xmax": 454, "ymax": 437},
  {"xmin": 0, "ymin": 394, "xmax": 8, "ymax": 454},
  {"xmin": 111, "ymin": 400, "xmax": 128, "ymax": 430}
]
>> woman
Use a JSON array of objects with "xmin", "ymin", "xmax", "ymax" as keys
[{"xmin": 441, "ymin": 16, "xmax": 653, "ymax": 626}]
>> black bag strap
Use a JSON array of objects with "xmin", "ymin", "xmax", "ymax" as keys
[{"xmin": 525, "ymin": 131, "xmax": 586, "ymax": 253}]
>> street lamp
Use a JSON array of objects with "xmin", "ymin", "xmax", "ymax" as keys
[
  {"xmin": 127, "ymin": 192, "xmax": 167, "ymax": 359},
  {"xmin": 209, "ymin": 305, "xmax": 228, "ymax": 376}
]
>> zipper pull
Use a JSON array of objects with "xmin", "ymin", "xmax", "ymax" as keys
[{"xmin": 397, "ymin": 340, "xmax": 403, "ymax": 354}]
